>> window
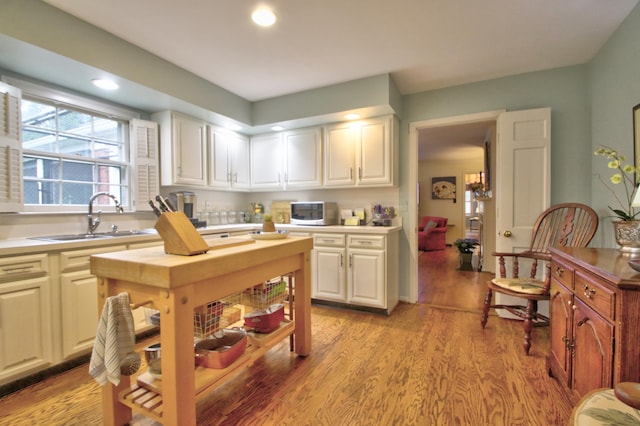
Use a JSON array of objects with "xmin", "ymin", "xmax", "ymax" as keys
[{"xmin": 10, "ymin": 77, "xmax": 140, "ymax": 212}]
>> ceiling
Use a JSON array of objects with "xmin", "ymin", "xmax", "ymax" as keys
[{"xmin": 41, "ymin": 0, "xmax": 638, "ymax": 102}]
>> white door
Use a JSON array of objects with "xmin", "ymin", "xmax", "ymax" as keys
[{"xmin": 494, "ymin": 107, "xmax": 551, "ymax": 318}]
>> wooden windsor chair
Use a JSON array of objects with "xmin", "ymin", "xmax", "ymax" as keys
[{"xmin": 480, "ymin": 203, "xmax": 599, "ymax": 355}]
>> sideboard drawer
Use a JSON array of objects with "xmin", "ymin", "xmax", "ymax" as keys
[
  {"xmin": 551, "ymin": 258, "xmax": 574, "ymax": 290},
  {"xmin": 574, "ymin": 270, "xmax": 616, "ymax": 321}
]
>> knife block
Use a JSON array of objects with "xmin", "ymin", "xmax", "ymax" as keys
[{"xmin": 154, "ymin": 212, "xmax": 209, "ymax": 255}]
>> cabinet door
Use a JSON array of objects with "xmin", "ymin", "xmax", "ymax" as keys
[
  {"xmin": 250, "ymin": 133, "xmax": 283, "ymax": 189},
  {"xmin": 172, "ymin": 115, "xmax": 207, "ymax": 186},
  {"xmin": 324, "ymin": 123, "xmax": 356, "ymax": 187},
  {"xmin": 230, "ymin": 133, "xmax": 250, "ymax": 190},
  {"xmin": 348, "ymin": 248, "xmax": 386, "ymax": 308},
  {"xmin": 571, "ymin": 298, "xmax": 613, "ymax": 396},
  {"xmin": 60, "ymin": 271, "xmax": 99, "ymax": 359},
  {"xmin": 312, "ymin": 247, "xmax": 346, "ymax": 302},
  {"xmin": 0, "ymin": 277, "xmax": 52, "ymax": 383},
  {"xmin": 548, "ymin": 280, "xmax": 572, "ymax": 386},
  {"xmin": 284, "ymin": 127, "xmax": 322, "ymax": 189},
  {"xmin": 209, "ymin": 127, "xmax": 232, "ymax": 189},
  {"xmin": 357, "ymin": 117, "xmax": 392, "ymax": 186}
]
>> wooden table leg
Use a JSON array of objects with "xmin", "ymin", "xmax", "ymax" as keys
[
  {"xmin": 294, "ymin": 252, "xmax": 311, "ymax": 356},
  {"xmin": 101, "ymin": 377, "xmax": 132, "ymax": 426},
  {"xmin": 160, "ymin": 285, "xmax": 197, "ymax": 425}
]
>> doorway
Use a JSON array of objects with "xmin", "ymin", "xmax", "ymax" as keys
[{"xmin": 408, "ymin": 110, "xmax": 503, "ymax": 304}]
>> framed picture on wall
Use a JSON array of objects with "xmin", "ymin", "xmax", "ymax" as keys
[{"xmin": 432, "ymin": 176, "xmax": 456, "ymax": 199}]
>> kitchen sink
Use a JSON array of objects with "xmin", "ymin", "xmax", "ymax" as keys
[{"xmin": 30, "ymin": 229, "xmax": 156, "ymax": 242}]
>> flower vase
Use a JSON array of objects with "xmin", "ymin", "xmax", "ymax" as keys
[
  {"xmin": 458, "ymin": 252, "xmax": 474, "ymax": 271},
  {"xmin": 613, "ymin": 220, "xmax": 640, "ymax": 253}
]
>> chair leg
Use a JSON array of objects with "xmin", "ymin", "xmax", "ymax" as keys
[
  {"xmin": 523, "ymin": 299, "xmax": 535, "ymax": 355},
  {"xmin": 480, "ymin": 288, "xmax": 492, "ymax": 329}
]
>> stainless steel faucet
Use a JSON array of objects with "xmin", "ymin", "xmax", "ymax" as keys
[{"xmin": 87, "ymin": 192, "xmax": 124, "ymax": 234}]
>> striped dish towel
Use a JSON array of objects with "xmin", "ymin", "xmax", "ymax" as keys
[{"xmin": 89, "ymin": 292, "xmax": 135, "ymax": 386}]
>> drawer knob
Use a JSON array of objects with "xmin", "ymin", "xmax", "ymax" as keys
[
  {"xmin": 554, "ymin": 267, "xmax": 564, "ymax": 277},
  {"xmin": 583, "ymin": 284, "xmax": 596, "ymax": 299}
]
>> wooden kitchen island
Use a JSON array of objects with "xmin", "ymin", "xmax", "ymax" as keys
[{"xmin": 90, "ymin": 235, "xmax": 313, "ymax": 426}]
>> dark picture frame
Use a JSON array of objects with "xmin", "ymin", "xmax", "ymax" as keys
[{"xmin": 431, "ymin": 176, "xmax": 456, "ymax": 199}]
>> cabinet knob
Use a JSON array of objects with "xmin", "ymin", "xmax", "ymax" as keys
[
  {"xmin": 583, "ymin": 284, "xmax": 596, "ymax": 299},
  {"xmin": 555, "ymin": 267, "xmax": 564, "ymax": 277}
]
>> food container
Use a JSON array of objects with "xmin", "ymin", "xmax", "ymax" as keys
[
  {"xmin": 243, "ymin": 303, "xmax": 285, "ymax": 333},
  {"xmin": 194, "ymin": 328, "xmax": 247, "ymax": 369}
]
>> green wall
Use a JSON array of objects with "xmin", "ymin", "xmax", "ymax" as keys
[{"xmin": 589, "ymin": 2, "xmax": 640, "ymax": 246}]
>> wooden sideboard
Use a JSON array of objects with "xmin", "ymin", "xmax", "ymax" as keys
[
  {"xmin": 547, "ymin": 247, "xmax": 640, "ymax": 401},
  {"xmin": 90, "ymin": 235, "xmax": 313, "ymax": 425}
]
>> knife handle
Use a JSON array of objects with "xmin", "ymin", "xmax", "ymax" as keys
[{"xmin": 148, "ymin": 200, "xmax": 163, "ymax": 217}]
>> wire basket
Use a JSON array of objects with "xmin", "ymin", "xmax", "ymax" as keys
[
  {"xmin": 219, "ymin": 292, "xmax": 243, "ymax": 328},
  {"xmin": 193, "ymin": 301, "xmax": 224, "ymax": 338},
  {"xmin": 242, "ymin": 276, "xmax": 289, "ymax": 310}
]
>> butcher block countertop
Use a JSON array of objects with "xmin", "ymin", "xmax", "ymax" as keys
[{"xmin": 90, "ymin": 235, "xmax": 313, "ymax": 289}]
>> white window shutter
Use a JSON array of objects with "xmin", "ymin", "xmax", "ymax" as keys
[
  {"xmin": 130, "ymin": 118, "xmax": 159, "ymax": 212},
  {"xmin": 0, "ymin": 82, "xmax": 24, "ymax": 212}
]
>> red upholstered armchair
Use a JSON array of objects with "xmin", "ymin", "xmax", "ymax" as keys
[{"xmin": 418, "ymin": 216, "xmax": 448, "ymax": 251}]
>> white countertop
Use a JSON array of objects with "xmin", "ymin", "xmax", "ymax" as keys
[{"xmin": 0, "ymin": 223, "xmax": 401, "ymax": 256}]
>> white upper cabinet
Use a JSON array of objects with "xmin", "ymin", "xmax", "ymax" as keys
[
  {"xmin": 0, "ymin": 82, "xmax": 23, "ymax": 212},
  {"xmin": 130, "ymin": 119, "xmax": 159, "ymax": 211},
  {"xmin": 283, "ymin": 127, "xmax": 323, "ymax": 189},
  {"xmin": 324, "ymin": 115, "xmax": 396, "ymax": 188},
  {"xmin": 209, "ymin": 126, "xmax": 250, "ymax": 191},
  {"xmin": 154, "ymin": 111, "xmax": 207, "ymax": 187},
  {"xmin": 250, "ymin": 133, "xmax": 283, "ymax": 189},
  {"xmin": 250, "ymin": 126, "xmax": 323, "ymax": 190},
  {"xmin": 324, "ymin": 122, "xmax": 357, "ymax": 186}
]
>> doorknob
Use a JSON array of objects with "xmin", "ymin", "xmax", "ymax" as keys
[{"xmin": 503, "ymin": 230, "xmax": 512, "ymax": 237}]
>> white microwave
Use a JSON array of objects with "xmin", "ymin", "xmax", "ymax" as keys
[{"xmin": 290, "ymin": 202, "xmax": 338, "ymax": 225}]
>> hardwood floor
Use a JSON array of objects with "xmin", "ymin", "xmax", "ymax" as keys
[{"xmin": 0, "ymin": 248, "xmax": 575, "ymax": 425}]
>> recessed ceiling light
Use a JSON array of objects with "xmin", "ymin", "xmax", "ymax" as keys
[
  {"xmin": 92, "ymin": 79, "xmax": 119, "ymax": 90},
  {"xmin": 345, "ymin": 113, "xmax": 360, "ymax": 120},
  {"xmin": 252, "ymin": 8, "xmax": 276, "ymax": 27},
  {"xmin": 272, "ymin": 125, "xmax": 284, "ymax": 131}
]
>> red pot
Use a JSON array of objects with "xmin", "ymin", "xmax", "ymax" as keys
[{"xmin": 243, "ymin": 303, "xmax": 285, "ymax": 333}]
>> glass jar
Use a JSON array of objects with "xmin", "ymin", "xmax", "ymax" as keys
[
  {"xmin": 219, "ymin": 210, "xmax": 228, "ymax": 225},
  {"xmin": 209, "ymin": 210, "xmax": 220, "ymax": 225},
  {"xmin": 228, "ymin": 211, "xmax": 237, "ymax": 224}
]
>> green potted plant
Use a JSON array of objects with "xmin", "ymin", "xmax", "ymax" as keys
[
  {"xmin": 594, "ymin": 147, "xmax": 640, "ymax": 252},
  {"xmin": 453, "ymin": 238, "xmax": 479, "ymax": 271}
]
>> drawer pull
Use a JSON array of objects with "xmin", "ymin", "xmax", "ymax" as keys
[
  {"xmin": 583, "ymin": 284, "xmax": 596, "ymax": 299},
  {"xmin": 2, "ymin": 265, "xmax": 35, "ymax": 274},
  {"xmin": 554, "ymin": 266, "xmax": 564, "ymax": 277}
]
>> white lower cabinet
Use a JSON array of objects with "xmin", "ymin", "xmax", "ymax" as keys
[
  {"xmin": 312, "ymin": 234, "xmax": 347, "ymax": 302},
  {"xmin": 59, "ymin": 245, "xmax": 126, "ymax": 360},
  {"xmin": 0, "ymin": 253, "xmax": 52, "ymax": 386},
  {"xmin": 312, "ymin": 231, "xmax": 398, "ymax": 313}
]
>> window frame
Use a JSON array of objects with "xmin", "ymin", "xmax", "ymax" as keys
[{"xmin": 5, "ymin": 76, "xmax": 141, "ymax": 213}]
